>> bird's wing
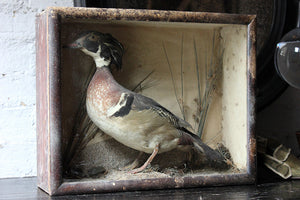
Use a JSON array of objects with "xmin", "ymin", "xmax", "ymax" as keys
[
  {"xmin": 131, "ymin": 93, "xmax": 193, "ymax": 130},
  {"xmin": 107, "ymin": 89, "xmax": 191, "ymax": 130}
]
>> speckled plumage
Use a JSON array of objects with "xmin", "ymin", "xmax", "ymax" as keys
[{"xmin": 86, "ymin": 66, "xmax": 182, "ymax": 155}]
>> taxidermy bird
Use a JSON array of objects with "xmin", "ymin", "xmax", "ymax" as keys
[{"xmin": 66, "ymin": 31, "xmax": 228, "ymax": 173}]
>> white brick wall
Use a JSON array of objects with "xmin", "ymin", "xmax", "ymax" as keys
[{"xmin": 0, "ymin": 0, "xmax": 73, "ymax": 178}]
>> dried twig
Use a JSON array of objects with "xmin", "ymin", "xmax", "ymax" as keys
[
  {"xmin": 162, "ymin": 41, "xmax": 184, "ymax": 118},
  {"xmin": 162, "ymin": 32, "xmax": 223, "ymax": 139},
  {"xmin": 180, "ymin": 33, "xmax": 185, "ymax": 120},
  {"xmin": 193, "ymin": 37, "xmax": 201, "ymax": 110},
  {"xmin": 196, "ymin": 31, "xmax": 224, "ymax": 138},
  {"xmin": 63, "ymin": 65, "xmax": 99, "ymax": 174},
  {"xmin": 132, "ymin": 70, "xmax": 155, "ymax": 92}
]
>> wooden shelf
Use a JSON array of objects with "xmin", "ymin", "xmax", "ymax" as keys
[{"xmin": 1, "ymin": 177, "xmax": 300, "ymax": 199}]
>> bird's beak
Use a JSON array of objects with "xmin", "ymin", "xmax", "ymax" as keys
[
  {"xmin": 63, "ymin": 37, "xmax": 85, "ymax": 49},
  {"xmin": 63, "ymin": 41, "xmax": 82, "ymax": 49}
]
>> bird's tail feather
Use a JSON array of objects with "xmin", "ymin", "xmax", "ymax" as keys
[{"xmin": 179, "ymin": 128, "xmax": 229, "ymax": 169}]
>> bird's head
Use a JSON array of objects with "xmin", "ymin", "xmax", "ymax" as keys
[{"xmin": 66, "ymin": 31, "xmax": 124, "ymax": 70}]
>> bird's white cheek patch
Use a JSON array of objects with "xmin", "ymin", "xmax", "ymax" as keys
[{"xmin": 81, "ymin": 47, "xmax": 111, "ymax": 68}]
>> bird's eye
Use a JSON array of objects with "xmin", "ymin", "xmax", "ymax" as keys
[{"xmin": 92, "ymin": 36, "xmax": 95, "ymax": 39}]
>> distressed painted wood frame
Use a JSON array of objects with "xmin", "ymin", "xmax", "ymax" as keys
[{"xmin": 36, "ymin": 7, "xmax": 256, "ymax": 196}]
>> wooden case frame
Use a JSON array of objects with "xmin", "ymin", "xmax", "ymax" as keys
[{"xmin": 36, "ymin": 7, "xmax": 256, "ymax": 195}]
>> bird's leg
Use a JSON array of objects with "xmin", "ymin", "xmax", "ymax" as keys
[
  {"xmin": 120, "ymin": 151, "xmax": 144, "ymax": 171},
  {"xmin": 129, "ymin": 144, "xmax": 159, "ymax": 174}
]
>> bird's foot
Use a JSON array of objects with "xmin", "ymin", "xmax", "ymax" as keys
[
  {"xmin": 129, "ymin": 165, "xmax": 148, "ymax": 174},
  {"xmin": 128, "ymin": 144, "xmax": 159, "ymax": 174}
]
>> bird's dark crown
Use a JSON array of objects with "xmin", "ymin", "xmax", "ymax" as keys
[{"xmin": 69, "ymin": 31, "xmax": 124, "ymax": 70}]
